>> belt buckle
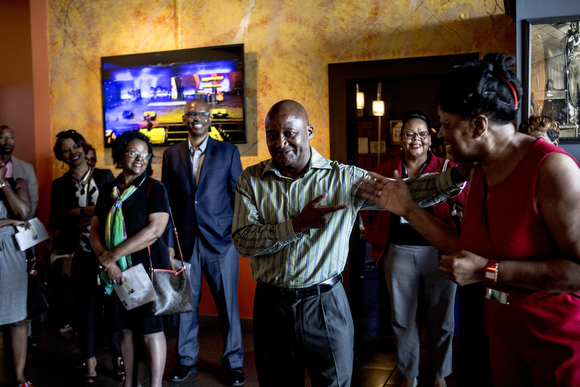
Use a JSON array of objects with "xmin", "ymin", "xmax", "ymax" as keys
[{"xmin": 485, "ymin": 287, "xmax": 510, "ymax": 304}]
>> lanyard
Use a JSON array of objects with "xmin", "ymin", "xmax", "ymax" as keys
[{"xmin": 402, "ymin": 156, "xmax": 429, "ymax": 178}]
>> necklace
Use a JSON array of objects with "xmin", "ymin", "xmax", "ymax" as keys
[
  {"xmin": 481, "ymin": 174, "xmax": 497, "ymax": 253},
  {"xmin": 72, "ymin": 166, "xmax": 92, "ymax": 185},
  {"xmin": 73, "ymin": 167, "xmax": 94, "ymax": 195}
]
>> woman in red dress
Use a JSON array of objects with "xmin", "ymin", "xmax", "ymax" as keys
[{"xmin": 360, "ymin": 53, "xmax": 580, "ymax": 387}]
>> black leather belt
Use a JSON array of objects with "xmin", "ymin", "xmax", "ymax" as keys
[{"xmin": 261, "ymin": 275, "xmax": 342, "ymax": 299}]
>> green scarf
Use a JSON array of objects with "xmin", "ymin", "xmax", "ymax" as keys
[{"xmin": 101, "ymin": 176, "xmax": 145, "ymax": 295}]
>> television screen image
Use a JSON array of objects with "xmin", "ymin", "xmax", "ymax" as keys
[{"xmin": 101, "ymin": 44, "xmax": 246, "ymax": 147}]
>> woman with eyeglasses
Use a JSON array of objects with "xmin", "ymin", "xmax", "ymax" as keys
[
  {"xmin": 89, "ymin": 130, "xmax": 170, "ymax": 387},
  {"xmin": 360, "ymin": 110, "xmax": 467, "ymax": 387},
  {"xmin": 49, "ymin": 129, "xmax": 115, "ymax": 384},
  {"xmin": 360, "ymin": 54, "xmax": 580, "ymax": 386}
]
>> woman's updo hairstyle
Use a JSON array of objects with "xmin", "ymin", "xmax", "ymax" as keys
[
  {"xmin": 54, "ymin": 129, "xmax": 90, "ymax": 162},
  {"xmin": 401, "ymin": 110, "xmax": 431, "ymax": 137},
  {"xmin": 436, "ymin": 53, "xmax": 522, "ymax": 124}
]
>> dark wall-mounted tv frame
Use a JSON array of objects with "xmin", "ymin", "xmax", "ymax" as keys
[{"xmin": 101, "ymin": 44, "xmax": 246, "ymax": 147}]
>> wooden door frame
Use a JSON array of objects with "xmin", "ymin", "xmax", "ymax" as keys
[
  {"xmin": 328, "ymin": 53, "xmax": 479, "ymax": 165},
  {"xmin": 328, "ymin": 53, "xmax": 478, "ymax": 334}
]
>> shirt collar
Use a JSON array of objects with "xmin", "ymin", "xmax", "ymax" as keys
[
  {"xmin": 188, "ymin": 135, "xmax": 209, "ymax": 155},
  {"xmin": 262, "ymin": 147, "xmax": 332, "ymax": 179}
]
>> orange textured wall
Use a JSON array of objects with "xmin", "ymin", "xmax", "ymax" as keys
[
  {"xmin": 0, "ymin": 1, "xmax": 35, "ymax": 167},
  {"xmin": 42, "ymin": 0, "xmax": 515, "ymax": 318}
]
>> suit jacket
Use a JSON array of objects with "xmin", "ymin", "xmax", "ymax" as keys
[
  {"xmin": 162, "ymin": 137, "xmax": 243, "ymax": 258},
  {"xmin": 12, "ymin": 157, "xmax": 38, "ymax": 217}
]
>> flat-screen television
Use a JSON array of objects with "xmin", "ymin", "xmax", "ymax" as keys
[{"xmin": 100, "ymin": 44, "xmax": 246, "ymax": 147}]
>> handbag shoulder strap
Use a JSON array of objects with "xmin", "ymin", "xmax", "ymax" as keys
[
  {"xmin": 167, "ymin": 207, "xmax": 186, "ymax": 267},
  {"xmin": 145, "ymin": 180, "xmax": 186, "ymax": 274}
]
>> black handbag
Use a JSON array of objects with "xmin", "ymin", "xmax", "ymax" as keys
[
  {"xmin": 147, "ymin": 196, "xmax": 194, "ymax": 316},
  {"xmin": 27, "ymin": 254, "xmax": 49, "ymax": 319}
]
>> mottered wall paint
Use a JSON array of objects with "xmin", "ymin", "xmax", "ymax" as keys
[{"xmin": 43, "ymin": 0, "xmax": 515, "ymax": 317}]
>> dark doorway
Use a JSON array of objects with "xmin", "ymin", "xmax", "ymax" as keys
[{"xmin": 328, "ymin": 53, "xmax": 479, "ymax": 340}]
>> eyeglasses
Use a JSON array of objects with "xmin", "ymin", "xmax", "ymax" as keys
[
  {"xmin": 184, "ymin": 111, "xmax": 210, "ymax": 119},
  {"xmin": 124, "ymin": 150, "xmax": 152, "ymax": 160},
  {"xmin": 402, "ymin": 131, "xmax": 430, "ymax": 140}
]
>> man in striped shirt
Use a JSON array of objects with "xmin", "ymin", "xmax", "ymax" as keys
[{"xmin": 232, "ymin": 100, "xmax": 465, "ymax": 387}]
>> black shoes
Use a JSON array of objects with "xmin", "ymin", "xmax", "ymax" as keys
[
  {"xmin": 226, "ymin": 368, "xmax": 245, "ymax": 386},
  {"xmin": 169, "ymin": 364, "xmax": 197, "ymax": 383},
  {"xmin": 169, "ymin": 364, "xmax": 244, "ymax": 386}
]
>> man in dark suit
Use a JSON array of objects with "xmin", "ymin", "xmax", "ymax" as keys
[{"xmin": 162, "ymin": 99, "xmax": 245, "ymax": 386}]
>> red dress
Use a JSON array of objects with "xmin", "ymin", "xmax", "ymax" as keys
[{"xmin": 459, "ymin": 140, "xmax": 580, "ymax": 387}]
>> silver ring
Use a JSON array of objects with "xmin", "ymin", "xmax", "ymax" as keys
[
  {"xmin": 377, "ymin": 190, "xmax": 382, "ymax": 197},
  {"xmin": 111, "ymin": 280, "xmax": 117, "ymax": 284}
]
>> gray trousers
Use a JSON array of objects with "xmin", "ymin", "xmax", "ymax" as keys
[
  {"xmin": 383, "ymin": 244, "xmax": 456, "ymax": 379},
  {"xmin": 253, "ymin": 281, "xmax": 354, "ymax": 387}
]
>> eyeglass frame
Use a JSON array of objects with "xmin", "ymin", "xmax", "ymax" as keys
[
  {"xmin": 402, "ymin": 131, "xmax": 430, "ymax": 140},
  {"xmin": 124, "ymin": 150, "xmax": 152, "ymax": 160},
  {"xmin": 184, "ymin": 111, "xmax": 210, "ymax": 119}
]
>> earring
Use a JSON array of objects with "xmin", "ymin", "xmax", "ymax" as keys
[{"xmin": 62, "ymin": 162, "xmax": 65, "ymax": 169}]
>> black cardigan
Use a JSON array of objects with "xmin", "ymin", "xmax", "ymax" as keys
[{"xmin": 49, "ymin": 168, "xmax": 114, "ymax": 254}]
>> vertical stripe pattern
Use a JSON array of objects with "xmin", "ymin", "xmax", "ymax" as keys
[{"xmin": 232, "ymin": 148, "xmax": 461, "ymax": 288}]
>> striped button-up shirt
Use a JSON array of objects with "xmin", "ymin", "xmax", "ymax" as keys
[{"xmin": 232, "ymin": 147, "xmax": 461, "ymax": 289}]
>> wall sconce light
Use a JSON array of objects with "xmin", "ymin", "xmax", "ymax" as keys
[
  {"xmin": 356, "ymin": 84, "xmax": 365, "ymax": 110},
  {"xmin": 373, "ymin": 83, "xmax": 385, "ymax": 163},
  {"xmin": 372, "ymin": 83, "xmax": 385, "ymax": 116}
]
